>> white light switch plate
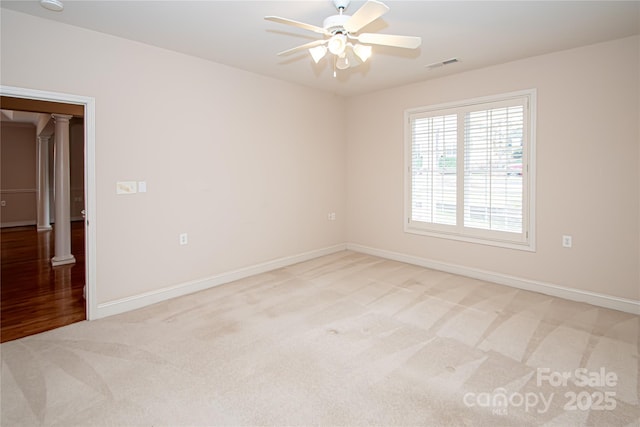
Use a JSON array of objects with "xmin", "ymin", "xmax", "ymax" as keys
[
  {"xmin": 116, "ymin": 181, "xmax": 137, "ymax": 194},
  {"xmin": 138, "ymin": 181, "xmax": 147, "ymax": 193}
]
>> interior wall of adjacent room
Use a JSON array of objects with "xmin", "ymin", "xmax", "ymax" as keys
[
  {"xmin": 0, "ymin": 122, "xmax": 36, "ymax": 227},
  {"xmin": 346, "ymin": 35, "xmax": 640, "ymax": 302},
  {"xmin": 70, "ymin": 119, "xmax": 85, "ymax": 220},
  {"xmin": 1, "ymin": 9, "xmax": 347, "ymax": 304},
  {"xmin": 0, "ymin": 120, "xmax": 84, "ymax": 226}
]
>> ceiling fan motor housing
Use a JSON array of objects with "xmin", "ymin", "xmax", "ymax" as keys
[{"xmin": 323, "ymin": 14, "xmax": 350, "ymax": 34}]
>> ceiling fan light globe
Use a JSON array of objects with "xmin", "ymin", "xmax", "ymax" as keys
[
  {"xmin": 353, "ymin": 44, "xmax": 372, "ymax": 62},
  {"xmin": 309, "ymin": 45, "xmax": 328, "ymax": 63},
  {"xmin": 336, "ymin": 54, "xmax": 350, "ymax": 70},
  {"xmin": 328, "ymin": 34, "xmax": 347, "ymax": 55}
]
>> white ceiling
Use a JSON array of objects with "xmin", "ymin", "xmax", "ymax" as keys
[{"xmin": 2, "ymin": 1, "xmax": 639, "ymax": 96}]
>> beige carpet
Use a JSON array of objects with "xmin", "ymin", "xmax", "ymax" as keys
[{"xmin": 1, "ymin": 251, "xmax": 639, "ymax": 426}]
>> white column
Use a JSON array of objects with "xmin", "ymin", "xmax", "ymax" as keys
[
  {"xmin": 36, "ymin": 134, "xmax": 52, "ymax": 231},
  {"xmin": 51, "ymin": 114, "xmax": 76, "ymax": 267}
]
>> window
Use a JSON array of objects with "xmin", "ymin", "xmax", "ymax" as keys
[{"xmin": 405, "ymin": 90, "xmax": 535, "ymax": 250}]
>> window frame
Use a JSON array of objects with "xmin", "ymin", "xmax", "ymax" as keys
[{"xmin": 404, "ymin": 89, "xmax": 536, "ymax": 251}]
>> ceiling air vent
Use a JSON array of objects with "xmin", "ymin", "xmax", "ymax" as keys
[{"xmin": 425, "ymin": 58, "xmax": 459, "ymax": 71}]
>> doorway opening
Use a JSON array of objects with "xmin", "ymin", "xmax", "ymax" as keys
[{"xmin": 0, "ymin": 86, "xmax": 96, "ymax": 342}]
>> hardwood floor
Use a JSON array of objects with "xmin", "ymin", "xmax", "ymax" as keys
[{"xmin": 1, "ymin": 222, "xmax": 86, "ymax": 343}]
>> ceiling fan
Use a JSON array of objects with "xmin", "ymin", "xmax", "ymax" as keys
[{"xmin": 265, "ymin": 0, "xmax": 421, "ymax": 76}]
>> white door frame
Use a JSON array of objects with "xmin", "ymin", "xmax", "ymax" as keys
[{"xmin": 1, "ymin": 85, "xmax": 97, "ymax": 320}]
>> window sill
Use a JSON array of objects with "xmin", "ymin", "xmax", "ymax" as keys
[{"xmin": 405, "ymin": 224, "xmax": 536, "ymax": 252}]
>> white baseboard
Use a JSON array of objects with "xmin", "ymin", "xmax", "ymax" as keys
[
  {"xmin": 93, "ymin": 242, "xmax": 639, "ymax": 319},
  {"xmin": 347, "ymin": 243, "xmax": 640, "ymax": 315},
  {"xmin": 1, "ymin": 220, "xmax": 36, "ymax": 228},
  {"xmin": 1, "ymin": 219, "xmax": 82, "ymax": 228},
  {"xmin": 94, "ymin": 244, "xmax": 348, "ymax": 319}
]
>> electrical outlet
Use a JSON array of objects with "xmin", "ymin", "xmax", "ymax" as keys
[
  {"xmin": 562, "ymin": 235, "xmax": 572, "ymax": 248},
  {"xmin": 179, "ymin": 233, "xmax": 188, "ymax": 245},
  {"xmin": 328, "ymin": 212, "xmax": 336, "ymax": 221}
]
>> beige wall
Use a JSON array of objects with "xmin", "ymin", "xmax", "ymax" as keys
[
  {"xmin": 2, "ymin": 9, "xmax": 637, "ymax": 309},
  {"xmin": 346, "ymin": 36, "xmax": 640, "ymax": 301},
  {"xmin": 1, "ymin": 10, "xmax": 347, "ymax": 304},
  {"xmin": 0, "ymin": 122, "xmax": 37, "ymax": 226}
]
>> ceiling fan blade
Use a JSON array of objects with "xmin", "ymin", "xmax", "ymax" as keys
[
  {"xmin": 358, "ymin": 33, "xmax": 422, "ymax": 49},
  {"xmin": 277, "ymin": 39, "xmax": 328, "ymax": 56},
  {"xmin": 343, "ymin": 0, "xmax": 389, "ymax": 33},
  {"xmin": 265, "ymin": 16, "xmax": 328, "ymax": 35}
]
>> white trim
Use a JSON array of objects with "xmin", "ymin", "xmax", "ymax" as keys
[
  {"xmin": 1, "ymin": 220, "xmax": 36, "ymax": 228},
  {"xmin": 404, "ymin": 89, "xmax": 537, "ymax": 252},
  {"xmin": 51, "ymin": 253, "xmax": 76, "ymax": 267},
  {"xmin": 1, "ymin": 85, "xmax": 98, "ymax": 321},
  {"xmin": 94, "ymin": 244, "xmax": 347, "ymax": 319},
  {"xmin": 405, "ymin": 89, "xmax": 538, "ymax": 116},
  {"xmin": 0, "ymin": 189, "xmax": 37, "ymax": 194},
  {"xmin": 347, "ymin": 243, "xmax": 640, "ymax": 315}
]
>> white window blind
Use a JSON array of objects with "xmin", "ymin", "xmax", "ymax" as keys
[
  {"xmin": 411, "ymin": 113, "xmax": 457, "ymax": 226},
  {"xmin": 405, "ymin": 90, "xmax": 535, "ymax": 250}
]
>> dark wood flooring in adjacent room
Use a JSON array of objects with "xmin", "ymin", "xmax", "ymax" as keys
[{"xmin": 1, "ymin": 222, "xmax": 86, "ymax": 343}]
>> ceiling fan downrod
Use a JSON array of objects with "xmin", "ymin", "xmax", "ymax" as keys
[{"xmin": 333, "ymin": 0, "xmax": 350, "ymax": 13}]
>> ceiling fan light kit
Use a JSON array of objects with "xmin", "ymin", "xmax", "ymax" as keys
[
  {"xmin": 328, "ymin": 34, "xmax": 347, "ymax": 55},
  {"xmin": 265, "ymin": 0, "xmax": 421, "ymax": 77},
  {"xmin": 352, "ymin": 44, "xmax": 372, "ymax": 62},
  {"xmin": 310, "ymin": 45, "xmax": 329, "ymax": 64},
  {"xmin": 336, "ymin": 54, "xmax": 350, "ymax": 70}
]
